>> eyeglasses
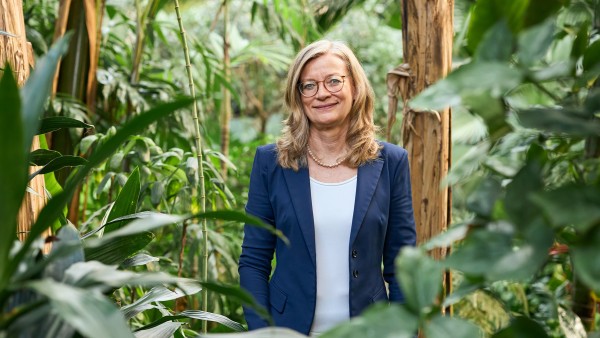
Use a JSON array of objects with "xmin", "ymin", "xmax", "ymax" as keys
[{"xmin": 297, "ymin": 75, "xmax": 347, "ymax": 97}]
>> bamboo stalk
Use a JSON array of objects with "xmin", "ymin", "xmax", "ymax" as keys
[
  {"xmin": 172, "ymin": 0, "xmax": 208, "ymax": 334},
  {"xmin": 220, "ymin": 0, "xmax": 231, "ymax": 179}
]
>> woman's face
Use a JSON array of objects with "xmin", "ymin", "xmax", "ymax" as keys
[{"xmin": 299, "ymin": 53, "xmax": 355, "ymax": 131}]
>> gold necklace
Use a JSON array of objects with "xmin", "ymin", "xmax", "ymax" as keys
[{"xmin": 307, "ymin": 145, "xmax": 347, "ymax": 168}]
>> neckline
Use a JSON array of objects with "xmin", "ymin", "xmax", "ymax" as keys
[{"xmin": 309, "ymin": 175, "xmax": 357, "ymax": 186}]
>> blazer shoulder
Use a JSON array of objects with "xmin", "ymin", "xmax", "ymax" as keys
[
  {"xmin": 253, "ymin": 143, "xmax": 279, "ymax": 168},
  {"xmin": 378, "ymin": 141, "xmax": 408, "ymax": 162}
]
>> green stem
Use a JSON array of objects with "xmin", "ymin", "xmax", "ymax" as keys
[{"xmin": 172, "ymin": 0, "xmax": 208, "ymax": 334}]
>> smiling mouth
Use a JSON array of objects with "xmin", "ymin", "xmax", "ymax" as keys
[{"xmin": 313, "ymin": 103, "xmax": 337, "ymax": 109}]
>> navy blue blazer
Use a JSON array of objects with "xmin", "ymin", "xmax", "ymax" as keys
[{"xmin": 238, "ymin": 142, "xmax": 416, "ymax": 335}]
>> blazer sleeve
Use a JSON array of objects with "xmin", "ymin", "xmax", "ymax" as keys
[
  {"xmin": 238, "ymin": 146, "xmax": 277, "ymax": 329},
  {"xmin": 383, "ymin": 148, "xmax": 417, "ymax": 302}
]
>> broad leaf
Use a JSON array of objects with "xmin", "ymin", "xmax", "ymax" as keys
[
  {"xmin": 474, "ymin": 20, "xmax": 513, "ymax": 62},
  {"xmin": 120, "ymin": 253, "xmax": 159, "ymax": 268},
  {"xmin": 201, "ymin": 281, "xmax": 273, "ymax": 325},
  {"xmin": 29, "ymin": 155, "xmax": 88, "ymax": 180},
  {"xmin": 203, "ymin": 327, "xmax": 307, "ymax": 338},
  {"xmin": 395, "ymin": 247, "xmax": 443, "ymax": 316},
  {"xmin": 0, "ymin": 65, "xmax": 26, "ymax": 285},
  {"xmin": 531, "ymin": 184, "xmax": 600, "ymax": 232},
  {"xmin": 134, "ymin": 322, "xmax": 182, "ymax": 338},
  {"xmin": 85, "ymin": 169, "xmax": 152, "ymax": 264},
  {"xmin": 37, "ymin": 116, "xmax": 93, "ymax": 134},
  {"xmin": 63, "ymin": 261, "xmax": 200, "ymax": 293},
  {"xmin": 122, "ymin": 285, "xmax": 201, "ymax": 320},
  {"xmin": 504, "ymin": 155, "xmax": 544, "ymax": 226},
  {"xmin": 571, "ymin": 225, "xmax": 600, "ymax": 293},
  {"xmin": 322, "ymin": 303, "xmax": 418, "ymax": 338},
  {"xmin": 423, "ymin": 315, "xmax": 481, "ymax": 338},
  {"xmin": 21, "ymin": 33, "xmax": 72, "ymax": 158},
  {"xmin": 43, "ymin": 224, "xmax": 85, "ymax": 282},
  {"xmin": 492, "ymin": 316, "xmax": 549, "ymax": 338},
  {"xmin": 467, "ymin": 0, "xmax": 529, "ymax": 53},
  {"xmin": 29, "ymin": 148, "xmax": 62, "ymax": 166},
  {"xmin": 27, "ymin": 279, "xmax": 133, "ymax": 338},
  {"xmin": 517, "ymin": 18, "xmax": 556, "ymax": 66},
  {"xmin": 518, "ymin": 107, "xmax": 600, "ymax": 136},
  {"xmin": 135, "ymin": 310, "xmax": 245, "ymax": 333},
  {"xmin": 422, "ymin": 224, "xmax": 469, "ymax": 252},
  {"xmin": 410, "ymin": 62, "xmax": 522, "ymax": 111},
  {"xmin": 466, "ymin": 177, "xmax": 503, "ymax": 219},
  {"xmin": 84, "ymin": 231, "xmax": 154, "ymax": 265}
]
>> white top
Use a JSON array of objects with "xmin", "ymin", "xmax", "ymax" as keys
[{"xmin": 309, "ymin": 175, "xmax": 357, "ymax": 336}]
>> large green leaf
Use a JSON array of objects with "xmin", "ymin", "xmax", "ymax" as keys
[
  {"xmin": 410, "ymin": 62, "xmax": 522, "ymax": 111},
  {"xmin": 37, "ymin": 116, "xmax": 93, "ymax": 134},
  {"xmin": 492, "ymin": 316, "xmax": 549, "ymax": 338},
  {"xmin": 422, "ymin": 224, "xmax": 470, "ymax": 252},
  {"xmin": 86, "ymin": 210, "xmax": 285, "ymax": 245},
  {"xmin": 583, "ymin": 39, "xmax": 600, "ymax": 71},
  {"xmin": 466, "ymin": 177, "xmax": 503, "ymax": 219},
  {"xmin": 29, "ymin": 148, "xmax": 62, "ymax": 166},
  {"xmin": 104, "ymin": 168, "xmax": 140, "ymax": 233},
  {"xmin": 27, "ymin": 279, "xmax": 134, "ymax": 338},
  {"xmin": 466, "ymin": 0, "xmax": 529, "ymax": 53},
  {"xmin": 474, "ymin": 20, "xmax": 514, "ymax": 62},
  {"xmin": 517, "ymin": 18, "xmax": 556, "ymax": 66},
  {"xmin": 43, "ymin": 224, "xmax": 85, "ymax": 282},
  {"xmin": 523, "ymin": 0, "xmax": 568, "ymax": 28},
  {"xmin": 21, "ymin": 33, "xmax": 72, "ymax": 158},
  {"xmin": 84, "ymin": 231, "xmax": 154, "ymax": 265},
  {"xmin": 202, "ymin": 327, "xmax": 307, "ymax": 338},
  {"xmin": 518, "ymin": 107, "xmax": 600, "ymax": 136},
  {"xmin": 134, "ymin": 322, "xmax": 182, "ymax": 338},
  {"xmin": 0, "ymin": 65, "xmax": 26, "ymax": 285},
  {"xmin": 322, "ymin": 303, "xmax": 418, "ymax": 338},
  {"xmin": 135, "ymin": 310, "xmax": 245, "ymax": 333},
  {"xmin": 395, "ymin": 247, "xmax": 443, "ymax": 316},
  {"xmin": 571, "ymin": 225, "xmax": 600, "ymax": 293},
  {"xmin": 121, "ymin": 285, "xmax": 198, "ymax": 320},
  {"xmin": 531, "ymin": 184, "xmax": 600, "ymax": 233},
  {"xmin": 63, "ymin": 261, "xmax": 200, "ymax": 293},
  {"xmin": 29, "ymin": 155, "xmax": 88, "ymax": 180},
  {"xmin": 504, "ymin": 153, "xmax": 544, "ymax": 226},
  {"xmin": 201, "ymin": 281, "xmax": 273, "ymax": 325},
  {"xmin": 9, "ymin": 98, "xmax": 195, "ymax": 281},
  {"xmin": 423, "ymin": 315, "xmax": 481, "ymax": 338}
]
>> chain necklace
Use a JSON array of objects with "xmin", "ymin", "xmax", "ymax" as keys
[{"xmin": 307, "ymin": 145, "xmax": 348, "ymax": 168}]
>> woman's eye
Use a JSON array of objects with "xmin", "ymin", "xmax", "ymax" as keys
[
  {"xmin": 328, "ymin": 78, "xmax": 342, "ymax": 85},
  {"xmin": 303, "ymin": 83, "xmax": 316, "ymax": 90}
]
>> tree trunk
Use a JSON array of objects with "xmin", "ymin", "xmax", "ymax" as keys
[
  {"xmin": 0, "ymin": 0, "xmax": 50, "ymax": 251},
  {"xmin": 50, "ymin": 0, "xmax": 100, "ymax": 226},
  {"xmin": 400, "ymin": 0, "xmax": 453, "ymax": 304}
]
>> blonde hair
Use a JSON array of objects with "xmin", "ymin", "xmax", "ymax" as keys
[{"xmin": 276, "ymin": 40, "xmax": 380, "ymax": 171}]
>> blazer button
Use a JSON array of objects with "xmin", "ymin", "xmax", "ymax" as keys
[
  {"xmin": 353, "ymin": 270, "xmax": 359, "ymax": 278},
  {"xmin": 351, "ymin": 249, "xmax": 358, "ymax": 258}
]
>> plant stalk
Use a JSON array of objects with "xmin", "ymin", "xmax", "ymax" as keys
[{"xmin": 172, "ymin": 0, "xmax": 208, "ymax": 334}]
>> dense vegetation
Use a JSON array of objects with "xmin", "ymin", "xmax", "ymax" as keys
[{"xmin": 1, "ymin": 0, "xmax": 599, "ymax": 337}]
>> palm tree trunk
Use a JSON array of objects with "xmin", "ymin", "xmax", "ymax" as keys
[
  {"xmin": 1, "ymin": 0, "xmax": 50, "ymax": 252},
  {"xmin": 400, "ymin": 0, "xmax": 454, "ymax": 315}
]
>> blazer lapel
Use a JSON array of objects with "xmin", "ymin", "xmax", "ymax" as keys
[
  {"xmin": 282, "ymin": 167, "xmax": 316, "ymax": 268},
  {"xmin": 349, "ymin": 158, "xmax": 384, "ymax": 245}
]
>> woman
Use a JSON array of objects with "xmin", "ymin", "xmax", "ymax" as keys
[{"xmin": 238, "ymin": 40, "xmax": 416, "ymax": 336}]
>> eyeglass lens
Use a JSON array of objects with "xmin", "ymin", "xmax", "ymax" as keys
[{"xmin": 299, "ymin": 75, "xmax": 345, "ymax": 97}]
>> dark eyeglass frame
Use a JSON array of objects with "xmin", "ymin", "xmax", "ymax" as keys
[{"xmin": 297, "ymin": 75, "xmax": 347, "ymax": 98}]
